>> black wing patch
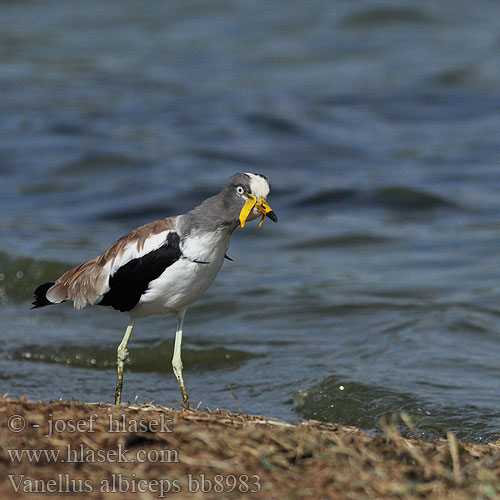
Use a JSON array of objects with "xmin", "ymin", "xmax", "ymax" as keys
[{"xmin": 98, "ymin": 232, "xmax": 182, "ymax": 312}]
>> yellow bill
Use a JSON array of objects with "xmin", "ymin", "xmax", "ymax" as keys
[{"xmin": 256, "ymin": 198, "xmax": 275, "ymax": 227}]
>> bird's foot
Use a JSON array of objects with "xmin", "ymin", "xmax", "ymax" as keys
[
  {"xmin": 180, "ymin": 385, "xmax": 190, "ymax": 409},
  {"xmin": 114, "ymin": 382, "xmax": 123, "ymax": 405}
]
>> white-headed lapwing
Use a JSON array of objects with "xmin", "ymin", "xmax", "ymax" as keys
[{"xmin": 32, "ymin": 173, "xmax": 277, "ymax": 407}]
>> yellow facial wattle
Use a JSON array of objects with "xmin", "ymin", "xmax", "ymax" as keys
[
  {"xmin": 239, "ymin": 194, "xmax": 257, "ymax": 228},
  {"xmin": 239, "ymin": 194, "xmax": 275, "ymax": 228}
]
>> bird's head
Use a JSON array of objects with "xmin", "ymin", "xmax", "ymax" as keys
[{"xmin": 225, "ymin": 173, "xmax": 278, "ymax": 228}]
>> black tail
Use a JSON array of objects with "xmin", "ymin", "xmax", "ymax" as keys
[{"xmin": 31, "ymin": 282, "xmax": 56, "ymax": 309}]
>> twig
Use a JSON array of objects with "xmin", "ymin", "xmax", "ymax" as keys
[{"xmin": 227, "ymin": 384, "xmax": 241, "ymax": 413}]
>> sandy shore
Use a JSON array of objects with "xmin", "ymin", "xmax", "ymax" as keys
[{"xmin": 1, "ymin": 396, "xmax": 499, "ymax": 499}]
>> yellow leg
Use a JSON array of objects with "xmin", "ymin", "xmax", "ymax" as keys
[
  {"xmin": 115, "ymin": 318, "xmax": 135, "ymax": 404},
  {"xmin": 172, "ymin": 310, "xmax": 189, "ymax": 408}
]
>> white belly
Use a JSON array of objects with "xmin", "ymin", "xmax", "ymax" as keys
[{"xmin": 131, "ymin": 230, "xmax": 229, "ymax": 317}]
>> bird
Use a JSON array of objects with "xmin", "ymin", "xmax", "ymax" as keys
[{"xmin": 32, "ymin": 173, "xmax": 277, "ymax": 408}]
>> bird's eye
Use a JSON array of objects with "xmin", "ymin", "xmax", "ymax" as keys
[{"xmin": 236, "ymin": 186, "xmax": 245, "ymax": 195}]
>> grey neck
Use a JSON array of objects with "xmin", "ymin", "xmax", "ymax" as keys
[{"xmin": 176, "ymin": 192, "xmax": 239, "ymax": 237}]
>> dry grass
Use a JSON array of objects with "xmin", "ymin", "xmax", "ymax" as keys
[{"xmin": 0, "ymin": 396, "xmax": 499, "ymax": 499}]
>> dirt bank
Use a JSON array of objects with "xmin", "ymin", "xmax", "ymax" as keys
[{"xmin": 0, "ymin": 396, "xmax": 499, "ymax": 499}]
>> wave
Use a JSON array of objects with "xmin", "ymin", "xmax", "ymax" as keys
[
  {"xmin": 1, "ymin": 341, "xmax": 258, "ymax": 373},
  {"xmin": 293, "ymin": 185, "xmax": 457, "ymax": 211},
  {"xmin": 341, "ymin": 6, "xmax": 435, "ymax": 28},
  {"xmin": 294, "ymin": 375, "xmax": 500, "ymax": 443}
]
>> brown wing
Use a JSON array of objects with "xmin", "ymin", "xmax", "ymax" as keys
[{"xmin": 46, "ymin": 217, "xmax": 176, "ymax": 309}]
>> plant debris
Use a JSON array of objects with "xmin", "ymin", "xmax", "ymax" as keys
[{"xmin": 0, "ymin": 396, "xmax": 499, "ymax": 499}]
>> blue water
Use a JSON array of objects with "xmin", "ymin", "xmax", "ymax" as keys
[{"xmin": 1, "ymin": 0, "xmax": 500, "ymax": 442}]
